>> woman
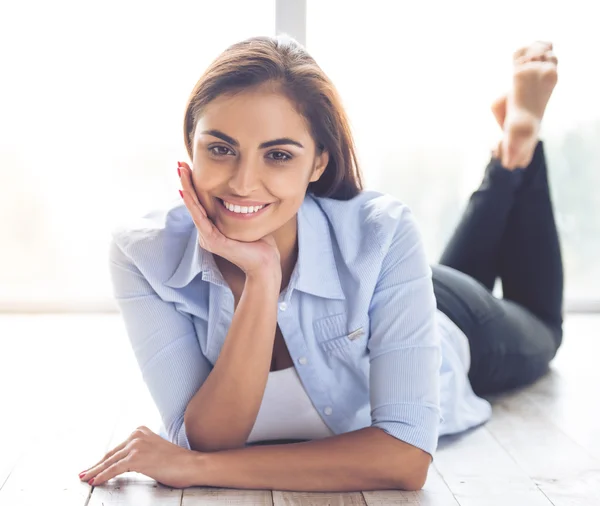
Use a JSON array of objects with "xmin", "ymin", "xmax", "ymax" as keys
[{"xmin": 79, "ymin": 36, "xmax": 561, "ymax": 492}]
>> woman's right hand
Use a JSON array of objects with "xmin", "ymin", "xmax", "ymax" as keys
[{"xmin": 177, "ymin": 162, "xmax": 282, "ymax": 280}]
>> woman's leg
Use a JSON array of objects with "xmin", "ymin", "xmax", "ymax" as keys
[
  {"xmin": 437, "ymin": 152, "xmax": 525, "ymax": 291},
  {"xmin": 432, "ymin": 263, "xmax": 559, "ymax": 396},
  {"xmin": 434, "ymin": 143, "xmax": 563, "ymax": 395},
  {"xmin": 498, "ymin": 140, "xmax": 564, "ymax": 336},
  {"xmin": 438, "ymin": 140, "xmax": 563, "ymax": 337},
  {"xmin": 433, "ymin": 42, "xmax": 563, "ymax": 395}
]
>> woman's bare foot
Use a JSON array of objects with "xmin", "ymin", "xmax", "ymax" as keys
[{"xmin": 491, "ymin": 41, "xmax": 558, "ymax": 169}]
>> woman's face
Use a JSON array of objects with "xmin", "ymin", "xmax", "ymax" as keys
[{"xmin": 190, "ymin": 85, "xmax": 329, "ymax": 243}]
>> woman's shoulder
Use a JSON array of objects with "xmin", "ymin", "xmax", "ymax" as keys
[
  {"xmin": 109, "ymin": 198, "xmax": 193, "ymax": 274},
  {"xmin": 310, "ymin": 190, "xmax": 416, "ymax": 253}
]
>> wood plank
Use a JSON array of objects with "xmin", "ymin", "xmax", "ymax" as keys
[
  {"xmin": 185, "ymin": 488, "xmax": 274, "ymax": 505},
  {"xmin": 0, "ymin": 396, "xmax": 126, "ymax": 506},
  {"xmin": 0, "ymin": 436, "xmax": 25, "ymax": 493},
  {"xmin": 0, "ymin": 315, "xmax": 53, "ymax": 492},
  {"xmin": 362, "ymin": 464, "xmax": 459, "ymax": 505},
  {"xmin": 521, "ymin": 316, "xmax": 600, "ymax": 462},
  {"xmin": 485, "ymin": 388, "xmax": 600, "ymax": 506},
  {"xmin": 0, "ymin": 314, "xmax": 129, "ymax": 505},
  {"xmin": 432, "ymin": 425, "xmax": 554, "ymax": 506},
  {"xmin": 90, "ymin": 477, "xmax": 183, "ymax": 505},
  {"xmin": 523, "ymin": 370, "xmax": 600, "ymax": 463},
  {"xmin": 0, "ymin": 315, "xmax": 149, "ymax": 506},
  {"xmin": 273, "ymin": 490, "xmax": 364, "ymax": 505}
]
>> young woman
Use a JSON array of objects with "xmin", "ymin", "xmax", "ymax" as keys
[{"xmin": 79, "ymin": 36, "xmax": 561, "ymax": 492}]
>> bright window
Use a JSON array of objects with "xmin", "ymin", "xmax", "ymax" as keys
[
  {"xmin": 307, "ymin": 0, "xmax": 600, "ymax": 307},
  {"xmin": 1, "ymin": 0, "xmax": 597, "ymax": 311},
  {"xmin": 0, "ymin": 0, "xmax": 275, "ymax": 310}
]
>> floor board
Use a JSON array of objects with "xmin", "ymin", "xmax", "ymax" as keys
[{"xmin": 0, "ymin": 313, "xmax": 598, "ymax": 505}]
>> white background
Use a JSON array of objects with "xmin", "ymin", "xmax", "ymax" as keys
[{"xmin": 1, "ymin": 0, "xmax": 598, "ymax": 311}]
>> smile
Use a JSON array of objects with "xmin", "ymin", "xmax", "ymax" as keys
[
  {"xmin": 217, "ymin": 198, "xmax": 271, "ymax": 219},
  {"xmin": 222, "ymin": 200, "xmax": 266, "ymax": 214}
]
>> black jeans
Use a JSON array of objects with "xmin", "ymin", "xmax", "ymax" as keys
[{"xmin": 433, "ymin": 141, "xmax": 564, "ymax": 396}]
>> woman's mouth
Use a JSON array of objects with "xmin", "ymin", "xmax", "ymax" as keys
[{"xmin": 216, "ymin": 198, "xmax": 271, "ymax": 219}]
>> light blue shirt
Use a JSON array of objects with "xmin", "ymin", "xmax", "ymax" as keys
[{"xmin": 108, "ymin": 190, "xmax": 492, "ymax": 458}]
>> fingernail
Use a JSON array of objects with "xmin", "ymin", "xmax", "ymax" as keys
[
  {"xmin": 177, "ymin": 161, "xmax": 182, "ymax": 167},
  {"xmin": 177, "ymin": 167, "xmax": 181, "ymax": 178},
  {"xmin": 79, "ymin": 471, "xmax": 86, "ymax": 479},
  {"xmin": 89, "ymin": 478, "xmax": 95, "ymax": 486},
  {"xmin": 179, "ymin": 189, "xmax": 183, "ymax": 198}
]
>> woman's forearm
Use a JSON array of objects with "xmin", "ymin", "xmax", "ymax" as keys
[
  {"xmin": 192, "ymin": 427, "xmax": 431, "ymax": 492},
  {"xmin": 184, "ymin": 271, "xmax": 281, "ymax": 452}
]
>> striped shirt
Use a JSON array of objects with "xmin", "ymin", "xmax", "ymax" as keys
[{"xmin": 108, "ymin": 190, "xmax": 492, "ymax": 457}]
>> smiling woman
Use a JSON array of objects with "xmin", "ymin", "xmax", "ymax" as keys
[{"xmin": 91, "ymin": 35, "xmax": 566, "ymax": 492}]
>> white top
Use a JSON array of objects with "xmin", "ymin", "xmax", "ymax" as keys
[{"xmin": 247, "ymin": 366, "xmax": 335, "ymax": 443}]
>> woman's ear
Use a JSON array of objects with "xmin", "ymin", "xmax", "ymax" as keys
[{"xmin": 309, "ymin": 148, "xmax": 330, "ymax": 183}]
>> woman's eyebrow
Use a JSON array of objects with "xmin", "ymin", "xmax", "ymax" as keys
[{"xmin": 200, "ymin": 129, "xmax": 304, "ymax": 149}]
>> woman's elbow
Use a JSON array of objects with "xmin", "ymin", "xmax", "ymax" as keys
[
  {"xmin": 397, "ymin": 470, "xmax": 428, "ymax": 491},
  {"xmin": 391, "ymin": 447, "xmax": 432, "ymax": 491}
]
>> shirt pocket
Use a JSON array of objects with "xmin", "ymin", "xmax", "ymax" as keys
[{"xmin": 313, "ymin": 313, "xmax": 368, "ymax": 354}]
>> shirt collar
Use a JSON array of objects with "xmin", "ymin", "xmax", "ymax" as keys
[
  {"xmin": 294, "ymin": 194, "xmax": 345, "ymax": 300},
  {"xmin": 164, "ymin": 194, "xmax": 345, "ymax": 300}
]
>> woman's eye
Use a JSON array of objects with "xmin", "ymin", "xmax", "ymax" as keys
[
  {"xmin": 208, "ymin": 146, "xmax": 291, "ymax": 163},
  {"xmin": 208, "ymin": 146, "xmax": 234, "ymax": 157},
  {"xmin": 267, "ymin": 151, "xmax": 292, "ymax": 163}
]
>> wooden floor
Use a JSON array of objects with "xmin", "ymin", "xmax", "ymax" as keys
[{"xmin": 0, "ymin": 313, "xmax": 599, "ymax": 505}]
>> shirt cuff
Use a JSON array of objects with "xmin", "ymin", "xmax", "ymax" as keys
[{"xmin": 371, "ymin": 403, "xmax": 441, "ymax": 458}]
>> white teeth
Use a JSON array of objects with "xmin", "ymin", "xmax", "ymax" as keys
[{"xmin": 222, "ymin": 200, "xmax": 266, "ymax": 214}]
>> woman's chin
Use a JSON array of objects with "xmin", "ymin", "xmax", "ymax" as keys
[{"xmin": 218, "ymin": 224, "xmax": 269, "ymax": 243}]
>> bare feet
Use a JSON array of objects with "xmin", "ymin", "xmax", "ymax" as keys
[{"xmin": 491, "ymin": 41, "xmax": 558, "ymax": 169}]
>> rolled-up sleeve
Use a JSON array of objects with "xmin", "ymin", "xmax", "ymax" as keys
[
  {"xmin": 108, "ymin": 237, "xmax": 212, "ymax": 450},
  {"xmin": 368, "ymin": 205, "xmax": 442, "ymax": 458}
]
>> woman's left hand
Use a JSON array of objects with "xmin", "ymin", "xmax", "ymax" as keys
[{"xmin": 79, "ymin": 426, "xmax": 200, "ymax": 489}]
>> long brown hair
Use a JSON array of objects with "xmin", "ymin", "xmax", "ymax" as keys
[{"xmin": 183, "ymin": 34, "xmax": 363, "ymax": 200}]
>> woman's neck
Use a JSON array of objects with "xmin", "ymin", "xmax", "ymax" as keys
[{"xmin": 272, "ymin": 214, "xmax": 299, "ymax": 290}]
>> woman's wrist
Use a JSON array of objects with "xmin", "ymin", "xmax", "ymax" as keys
[
  {"xmin": 244, "ymin": 264, "xmax": 282, "ymax": 290},
  {"xmin": 189, "ymin": 451, "xmax": 213, "ymax": 487}
]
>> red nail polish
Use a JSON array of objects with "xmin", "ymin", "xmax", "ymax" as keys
[
  {"xmin": 179, "ymin": 189, "xmax": 183, "ymax": 198},
  {"xmin": 89, "ymin": 478, "xmax": 95, "ymax": 486},
  {"xmin": 177, "ymin": 167, "xmax": 181, "ymax": 177},
  {"xmin": 79, "ymin": 471, "xmax": 86, "ymax": 478},
  {"xmin": 177, "ymin": 161, "xmax": 182, "ymax": 167}
]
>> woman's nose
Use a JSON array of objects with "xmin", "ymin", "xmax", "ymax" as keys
[{"xmin": 228, "ymin": 157, "xmax": 261, "ymax": 195}]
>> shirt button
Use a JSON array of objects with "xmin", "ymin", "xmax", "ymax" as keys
[
  {"xmin": 298, "ymin": 356, "xmax": 308, "ymax": 365},
  {"xmin": 324, "ymin": 406, "xmax": 333, "ymax": 416},
  {"xmin": 278, "ymin": 302, "xmax": 288, "ymax": 311}
]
